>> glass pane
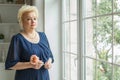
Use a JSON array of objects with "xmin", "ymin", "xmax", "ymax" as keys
[
  {"xmin": 62, "ymin": 23, "xmax": 70, "ymax": 52},
  {"xmin": 85, "ymin": 18, "xmax": 96, "ymax": 58},
  {"xmin": 85, "ymin": 58, "xmax": 94, "ymax": 80},
  {"xmin": 63, "ymin": 52, "xmax": 77, "ymax": 80},
  {"xmin": 62, "ymin": 0, "xmax": 70, "ymax": 21},
  {"xmin": 84, "ymin": 0, "xmax": 96, "ymax": 17},
  {"xmin": 96, "ymin": 16, "xmax": 112, "ymax": 62},
  {"xmin": 85, "ymin": 58, "xmax": 113, "ymax": 80},
  {"xmin": 95, "ymin": 62, "xmax": 113, "ymax": 80},
  {"xmin": 96, "ymin": 0, "xmax": 112, "ymax": 15},
  {"xmin": 70, "ymin": 21, "xmax": 77, "ymax": 53},
  {"xmin": 113, "ymin": 15, "xmax": 120, "ymax": 64},
  {"xmin": 86, "ymin": 16, "xmax": 113, "ymax": 62},
  {"xmin": 70, "ymin": 0, "xmax": 77, "ymax": 20},
  {"xmin": 113, "ymin": 0, "xmax": 120, "ymax": 12},
  {"xmin": 113, "ymin": 65, "xmax": 120, "ymax": 79},
  {"xmin": 62, "ymin": 21, "xmax": 77, "ymax": 53}
]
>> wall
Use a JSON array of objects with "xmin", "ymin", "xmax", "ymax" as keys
[
  {"xmin": 0, "ymin": 4, "xmax": 21, "ymax": 80},
  {"xmin": 45, "ymin": 0, "xmax": 62, "ymax": 80},
  {"xmin": 0, "ymin": 4, "xmax": 21, "ymax": 23},
  {"xmin": 33, "ymin": 0, "xmax": 44, "ymax": 32}
]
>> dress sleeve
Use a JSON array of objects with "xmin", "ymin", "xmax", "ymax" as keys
[
  {"xmin": 42, "ymin": 32, "xmax": 54, "ymax": 63},
  {"xmin": 5, "ymin": 35, "xmax": 20, "ymax": 70}
]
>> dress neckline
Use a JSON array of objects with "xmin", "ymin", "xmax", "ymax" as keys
[{"xmin": 18, "ymin": 32, "xmax": 41, "ymax": 45}]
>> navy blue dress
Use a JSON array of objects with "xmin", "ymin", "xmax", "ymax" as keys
[{"xmin": 5, "ymin": 32, "xmax": 54, "ymax": 80}]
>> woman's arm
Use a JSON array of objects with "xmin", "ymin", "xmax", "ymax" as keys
[
  {"xmin": 9, "ymin": 62, "xmax": 33, "ymax": 70},
  {"xmin": 10, "ymin": 60, "xmax": 44, "ymax": 70},
  {"xmin": 44, "ymin": 58, "xmax": 52, "ymax": 69}
]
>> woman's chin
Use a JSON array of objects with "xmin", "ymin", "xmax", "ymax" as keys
[{"xmin": 31, "ymin": 26, "xmax": 37, "ymax": 29}]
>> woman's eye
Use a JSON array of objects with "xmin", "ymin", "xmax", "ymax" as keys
[
  {"xmin": 26, "ymin": 18, "xmax": 37, "ymax": 21},
  {"xmin": 34, "ymin": 18, "xmax": 36, "ymax": 20},
  {"xmin": 27, "ymin": 18, "xmax": 31, "ymax": 20}
]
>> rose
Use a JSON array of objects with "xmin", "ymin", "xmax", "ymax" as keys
[{"xmin": 30, "ymin": 55, "xmax": 39, "ymax": 65}]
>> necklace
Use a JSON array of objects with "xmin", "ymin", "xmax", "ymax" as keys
[
  {"xmin": 22, "ymin": 31, "xmax": 39, "ymax": 43},
  {"xmin": 27, "ymin": 32, "xmax": 36, "ymax": 40}
]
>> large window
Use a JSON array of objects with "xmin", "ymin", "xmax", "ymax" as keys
[
  {"xmin": 84, "ymin": 0, "xmax": 120, "ymax": 80},
  {"xmin": 62, "ymin": 0, "xmax": 120, "ymax": 80},
  {"xmin": 62, "ymin": 0, "xmax": 78, "ymax": 80}
]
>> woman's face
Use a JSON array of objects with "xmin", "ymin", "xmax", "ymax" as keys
[{"xmin": 22, "ymin": 11, "xmax": 38, "ymax": 31}]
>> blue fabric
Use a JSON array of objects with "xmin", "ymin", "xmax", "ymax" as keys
[{"xmin": 5, "ymin": 32, "xmax": 54, "ymax": 80}]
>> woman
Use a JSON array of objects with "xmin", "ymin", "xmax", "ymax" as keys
[{"xmin": 5, "ymin": 5, "xmax": 54, "ymax": 80}]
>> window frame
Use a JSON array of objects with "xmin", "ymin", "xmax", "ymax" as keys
[
  {"xmin": 61, "ymin": 0, "xmax": 80, "ymax": 80},
  {"xmin": 82, "ymin": 0, "xmax": 120, "ymax": 80}
]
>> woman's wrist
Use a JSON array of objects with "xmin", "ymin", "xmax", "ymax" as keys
[
  {"xmin": 48, "ymin": 58, "xmax": 52, "ymax": 63},
  {"xmin": 28, "ymin": 62, "xmax": 35, "ymax": 68}
]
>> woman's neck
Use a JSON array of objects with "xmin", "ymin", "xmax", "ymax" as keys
[
  {"xmin": 22, "ymin": 29, "xmax": 36, "ymax": 34},
  {"xmin": 20, "ymin": 29, "xmax": 39, "ymax": 43},
  {"xmin": 21, "ymin": 29, "xmax": 37, "ymax": 39}
]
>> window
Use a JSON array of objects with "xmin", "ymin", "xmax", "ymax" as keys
[
  {"xmin": 62, "ymin": 0, "xmax": 120, "ymax": 80},
  {"xmin": 62, "ymin": 0, "xmax": 78, "ymax": 80},
  {"xmin": 83, "ymin": 0, "xmax": 120, "ymax": 80}
]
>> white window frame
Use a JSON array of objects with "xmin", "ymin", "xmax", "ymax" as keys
[
  {"xmin": 61, "ymin": 0, "xmax": 82, "ymax": 80},
  {"xmin": 78, "ymin": 0, "xmax": 84, "ymax": 80},
  {"xmin": 82, "ymin": 0, "xmax": 120, "ymax": 80}
]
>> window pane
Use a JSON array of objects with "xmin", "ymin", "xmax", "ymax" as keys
[
  {"xmin": 62, "ymin": 0, "xmax": 70, "ymax": 21},
  {"xmin": 95, "ymin": 62, "xmax": 113, "ymax": 80},
  {"xmin": 70, "ymin": 21, "xmax": 77, "ymax": 53},
  {"xmin": 62, "ymin": 23, "xmax": 70, "ymax": 52},
  {"xmin": 85, "ymin": 0, "xmax": 96, "ymax": 17},
  {"xmin": 113, "ymin": 0, "xmax": 120, "ymax": 12},
  {"xmin": 70, "ymin": 0, "xmax": 77, "ymax": 20},
  {"xmin": 96, "ymin": 16, "xmax": 112, "ymax": 62},
  {"xmin": 85, "ymin": 58, "xmax": 113, "ymax": 80},
  {"xmin": 62, "ymin": 21, "xmax": 77, "ymax": 53},
  {"xmin": 113, "ymin": 65, "xmax": 120, "ymax": 79},
  {"xmin": 85, "ymin": 58, "xmax": 94, "ymax": 80},
  {"xmin": 96, "ymin": 0, "xmax": 112, "ymax": 15},
  {"xmin": 113, "ymin": 15, "xmax": 120, "ymax": 64},
  {"xmin": 85, "ymin": 18, "xmax": 95, "ymax": 58},
  {"xmin": 63, "ymin": 52, "xmax": 77, "ymax": 80},
  {"xmin": 94, "ymin": 16, "xmax": 113, "ymax": 62}
]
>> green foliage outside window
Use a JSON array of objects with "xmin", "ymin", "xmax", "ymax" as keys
[{"xmin": 92, "ymin": 0, "xmax": 120, "ymax": 80}]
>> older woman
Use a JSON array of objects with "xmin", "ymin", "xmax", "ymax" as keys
[{"xmin": 5, "ymin": 5, "xmax": 54, "ymax": 80}]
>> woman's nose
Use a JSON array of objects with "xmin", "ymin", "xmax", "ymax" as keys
[{"xmin": 31, "ymin": 19, "xmax": 35, "ymax": 23}]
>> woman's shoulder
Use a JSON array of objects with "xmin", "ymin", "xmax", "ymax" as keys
[
  {"xmin": 38, "ymin": 32, "xmax": 46, "ymax": 36},
  {"xmin": 12, "ymin": 33, "xmax": 21, "ymax": 38},
  {"xmin": 11, "ymin": 33, "xmax": 22, "ymax": 41},
  {"xmin": 38, "ymin": 32, "xmax": 45, "ymax": 34},
  {"xmin": 37, "ymin": 32, "xmax": 48, "ymax": 40}
]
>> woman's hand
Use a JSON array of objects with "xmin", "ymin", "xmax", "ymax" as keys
[
  {"xmin": 30, "ymin": 55, "xmax": 44, "ymax": 69},
  {"xmin": 44, "ymin": 58, "xmax": 52, "ymax": 69},
  {"xmin": 32, "ymin": 60, "xmax": 44, "ymax": 69},
  {"xmin": 30, "ymin": 55, "xmax": 39, "ymax": 65}
]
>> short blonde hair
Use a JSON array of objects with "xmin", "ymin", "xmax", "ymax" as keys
[{"xmin": 17, "ymin": 5, "xmax": 39, "ymax": 27}]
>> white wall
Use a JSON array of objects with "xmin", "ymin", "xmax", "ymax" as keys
[
  {"xmin": 33, "ymin": 0, "xmax": 62, "ymax": 80},
  {"xmin": 33, "ymin": 0, "xmax": 44, "ymax": 31},
  {"xmin": 45, "ymin": 0, "xmax": 62, "ymax": 80}
]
